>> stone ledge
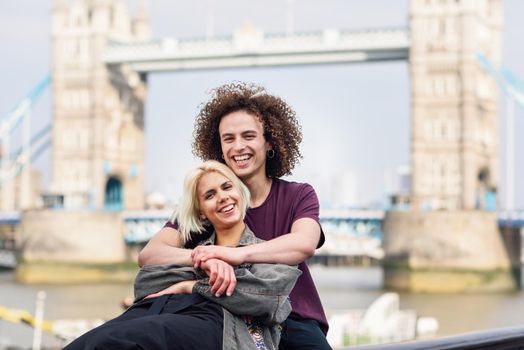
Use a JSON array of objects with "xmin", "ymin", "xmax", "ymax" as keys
[
  {"xmin": 16, "ymin": 261, "xmax": 138, "ymax": 284},
  {"xmin": 384, "ymin": 264, "xmax": 516, "ymax": 293}
]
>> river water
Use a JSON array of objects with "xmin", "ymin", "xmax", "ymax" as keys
[{"xmin": 2, "ymin": 266, "xmax": 524, "ymax": 349}]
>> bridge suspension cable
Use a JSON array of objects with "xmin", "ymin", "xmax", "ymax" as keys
[
  {"xmin": 0, "ymin": 125, "xmax": 52, "ymax": 186},
  {"xmin": 0, "ymin": 73, "xmax": 50, "ymax": 138},
  {"xmin": 0, "ymin": 74, "xmax": 51, "ymax": 210},
  {"xmin": 477, "ymin": 54, "xmax": 524, "ymax": 211}
]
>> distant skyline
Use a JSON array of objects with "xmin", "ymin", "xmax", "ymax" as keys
[{"xmin": 1, "ymin": 0, "xmax": 523, "ymax": 209}]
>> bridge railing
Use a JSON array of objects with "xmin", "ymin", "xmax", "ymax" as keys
[{"xmin": 342, "ymin": 324, "xmax": 524, "ymax": 350}]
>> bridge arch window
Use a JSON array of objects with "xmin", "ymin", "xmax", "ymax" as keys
[
  {"xmin": 476, "ymin": 167, "xmax": 496, "ymax": 211},
  {"xmin": 105, "ymin": 176, "xmax": 123, "ymax": 211}
]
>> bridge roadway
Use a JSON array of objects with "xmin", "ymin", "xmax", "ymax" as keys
[
  {"xmin": 104, "ymin": 27, "xmax": 409, "ymax": 72},
  {"xmin": 1, "ymin": 209, "xmax": 523, "ymax": 255}
]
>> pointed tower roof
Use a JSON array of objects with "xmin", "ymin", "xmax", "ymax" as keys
[{"xmin": 136, "ymin": 0, "xmax": 150, "ymax": 21}]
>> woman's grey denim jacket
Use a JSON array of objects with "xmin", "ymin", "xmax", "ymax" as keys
[{"xmin": 134, "ymin": 226, "xmax": 302, "ymax": 350}]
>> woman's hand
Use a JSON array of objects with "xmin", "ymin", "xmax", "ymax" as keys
[
  {"xmin": 200, "ymin": 258, "xmax": 237, "ymax": 297},
  {"xmin": 144, "ymin": 280, "xmax": 197, "ymax": 299}
]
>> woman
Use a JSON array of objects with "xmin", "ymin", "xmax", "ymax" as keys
[{"xmin": 65, "ymin": 161, "xmax": 300, "ymax": 350}]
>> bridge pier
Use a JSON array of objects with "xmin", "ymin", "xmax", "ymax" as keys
[
  {"xmin": 16, "ymin": 210, "xmax": 136, "ymax": 283},
  {"xmin": 385, "ymin": 0, "xmax": 509, "ymax": 293},
  {"xmin": 383, "ymin": 211, "xmax": 517, "ymax": 292}
]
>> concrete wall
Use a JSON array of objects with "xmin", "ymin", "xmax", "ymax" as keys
[
  {"xmin": 383, "ymin": 211, "xmax": 516, "ymax": 292},
  {"xmin": 384, "ymin": 211, "xmax": 510, "ymax": 270},
  {"xmin": 19, "ymin": 210, "xmax": 126, "ymax": 263}
]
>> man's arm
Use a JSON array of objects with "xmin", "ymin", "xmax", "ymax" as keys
[
  {"xmin": 137, "ymin": 226, "xmax": 192, "ymax": 267},
  {"xmin": 192, "ymin": 217, "xmax": 321, "ymax": 267}
]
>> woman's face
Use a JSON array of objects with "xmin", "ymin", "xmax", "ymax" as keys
[
  {"xmin": 218, "ymin": 110, "xmax": 271, "ymax": 182},
  {"xmin": 197, "ymin": 171, "xmax": 243, "ymax": 230}
]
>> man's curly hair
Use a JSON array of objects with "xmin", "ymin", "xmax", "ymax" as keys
[{"xmin": 192, "ymin": 82, "xmax": 303, "ymax": 178}]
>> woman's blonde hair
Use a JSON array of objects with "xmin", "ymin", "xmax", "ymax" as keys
[{"xmin": 171, "ymin": 160, "xmax": 251, "ymax": 244}]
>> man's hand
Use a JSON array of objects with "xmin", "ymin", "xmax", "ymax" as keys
[
  {"xmin": 144, "ymin": 280, "xmax": 197, "ymax": 299},
  {"xmin": 200, "ymin": 258, "xmax": 237, "ymax": 297},
  {"xmin": 192, "ymin": 245, "xmax": 245, "ymax": 268}
]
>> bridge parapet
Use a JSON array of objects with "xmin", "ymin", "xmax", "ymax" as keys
[
  {"xmin": 0, "ymin": 211, "xmax": 20, "ymax": 226},
  {"xmin": 498, "ymin": 211, "xmax": 524, "ymax": 228},
  {"xmin": 122, "ymin": 209, "xmax": 172, "ymax": 244},
  {"xmin": 104, "ymin": 27, "xmax": 409, "ymax": 72}
]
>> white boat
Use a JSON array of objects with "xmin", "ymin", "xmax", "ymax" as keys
[{"xmin": 327, "ymin": 293, "xmax": 439, "ymax": 348}]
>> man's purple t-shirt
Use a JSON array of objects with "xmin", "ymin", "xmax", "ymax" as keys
[
  {"xmin": 165, "ymin": 178, "xmax": 328, "ymax": 333},
  {"xmin": 244, "ymin": 178, "xmax": 328, "ymax": 334}
]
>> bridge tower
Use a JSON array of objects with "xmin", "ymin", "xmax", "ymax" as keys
[
  {"xmin": 384, "ymin": 0, "xmax": 514, "ymax": 292},
  {"xmin": 50, "ymin": 0, "xmax": 149, "ymax": 210},
  {"xmin": 410, "ymin": 0, "xmax": 501, "ymax": 211}
]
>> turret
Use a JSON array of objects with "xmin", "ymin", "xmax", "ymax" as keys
[{"xmin": 132, "ymin": 0, "xmax": 151, "ymax": 41}]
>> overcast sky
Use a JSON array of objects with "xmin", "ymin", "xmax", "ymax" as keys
[{"xmin": 0, "ymin": 0, "xmax": 523, "ymax": 209}]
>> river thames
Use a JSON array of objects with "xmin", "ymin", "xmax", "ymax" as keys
[{"xmin": 2, "ymin": 266, "xmax": 524, "ymax": 349}]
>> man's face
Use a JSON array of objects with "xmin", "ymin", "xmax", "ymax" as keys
[{"xmin": 218, "ymin": 110, "xmax": 271, "ymax": 182}]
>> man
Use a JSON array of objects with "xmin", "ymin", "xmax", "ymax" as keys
[{"xmin": 140, "ymin": 82, "xmax": 331, "ymax": 349}]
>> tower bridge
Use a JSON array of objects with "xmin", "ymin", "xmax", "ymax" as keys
[
  {"xmin": 1, "ymin": 0, "xmax": 524, "ymax": 292},
  {"xmin": 1, "ymin": 0, "xmax": 509, "ymax": 215}
]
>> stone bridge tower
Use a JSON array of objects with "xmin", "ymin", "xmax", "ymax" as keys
[
  {"xmin": 50, "ymin": 0, "xmax": 149, "ymax": 210},
  {"xmin": 384, "ymin": 0, "xmax": 514, "ymax": 292},
  {"xmin": 410, "ymin": 0, "xmax": 501, "ymax": 211}
]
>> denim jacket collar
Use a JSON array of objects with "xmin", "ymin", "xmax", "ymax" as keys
[{"xmin": 200, "ymin": 224, "xmax": 260, "ymax": 248}]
